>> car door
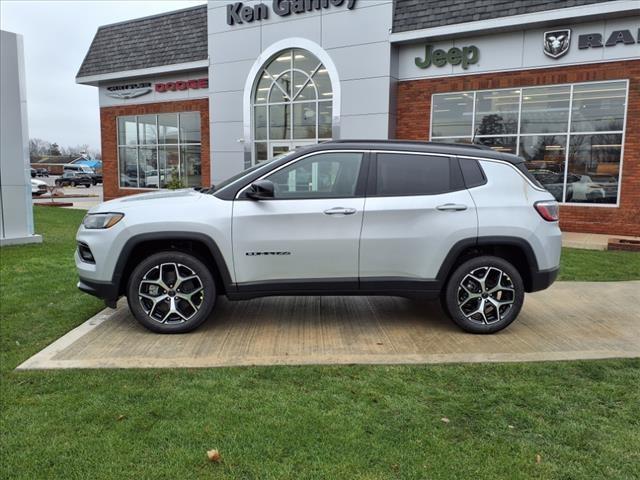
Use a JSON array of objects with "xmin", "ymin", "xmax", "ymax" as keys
[
  {"xmin": 359, "ymin": 151, "xmax": 477, "ymax": 286},
  {"xmin": 232, "ymin": 151, "xmax": 367, "ymax": 286}
]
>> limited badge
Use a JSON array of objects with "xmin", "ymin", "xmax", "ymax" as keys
[{"xmin": 543, "ymin": 29, "xmax": 571, "ymax": 59}]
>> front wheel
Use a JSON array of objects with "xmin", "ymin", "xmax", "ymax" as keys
[
  {"xmin": 84, "ymin": 183, "xmax": 90, "ymax": 188},
  {"xmin": 126, "ymin": 251, "xmax": 216, "ymax": 333},
  {"xmin": 444, "ymin": 256, "xmax": 525, "ymax": 334}
]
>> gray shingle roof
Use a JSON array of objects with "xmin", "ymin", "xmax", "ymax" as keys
[
  {"xmin": 77, "ymin": 4, "xmax": 207, "ymax": 79},
  {"xmin": 393, "ymin": 0, "xmax": 613, "ymax": 33}
]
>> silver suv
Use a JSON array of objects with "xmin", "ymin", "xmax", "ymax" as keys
[{"xmin": 76, "ymin": 141, "xmax": 561, "ymax": 334}]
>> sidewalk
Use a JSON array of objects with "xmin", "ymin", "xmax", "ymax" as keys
[{"xmin": 562, "ymin": 231, "xmax": 640, "ymax": 251}]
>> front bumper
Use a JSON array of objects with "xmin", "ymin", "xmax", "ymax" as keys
[
  {"xmin": 78, "ymin": 277, "xmax": 119, "ymax": 308},
  {"xmin": 528, "ymin": 266, "xmax": 559, "ymax": 292}
]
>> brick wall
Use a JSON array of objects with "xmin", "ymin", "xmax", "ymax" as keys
[
  {"xmin": 100, "ymin": 98, "xmax": 210, "ymax": 201},
  {"xmin": 396, "ymin": 60, "xmax": 640, "ymax": 237}
]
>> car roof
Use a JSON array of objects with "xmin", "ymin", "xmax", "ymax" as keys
[{"xmin": 302, "ymin": 140, "xmax": 524, "ymax": 164}]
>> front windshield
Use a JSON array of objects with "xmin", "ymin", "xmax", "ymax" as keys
[{"xmin": 208, "ymin": 152, "xmax": 292, "ymax": 193}]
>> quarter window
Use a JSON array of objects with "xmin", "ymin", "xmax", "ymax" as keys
[
  {"xmin": 266, "ymin": 152, "xmax": 362, "ymax": 199},
  {"xmin": 117, "ymin": 112, "xmax": 201, "ymax": 189},
  {"xmin": 431, "ymin": 80, "xmax": 628, "ymax": 204},
  {"xmin": 376, "ymin": 154, "xmax": 452, "ymax": 196}
]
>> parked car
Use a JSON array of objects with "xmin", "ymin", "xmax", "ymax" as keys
[
  {"xmin": 76, "ymin": 140, "xmax": 561, "ymax": 334},
  {"xmin": 55, "ymin": 172, "xmax": 92, "ymax": 188},
  {"xmin": 63, "ymin": 164, "xmax": 95, "ymax": 175},
  {"xmin": 36, "ymin": 168, "xmax": 49, "ymax": 177},
  {"xmin": 88, "ymin": 172, "xmax": 103, "ymax": 185},
  {"xmin": 530, "ymin": 169, "xmax": 574, "ymax": 202},
  {"xmin": 30, "ymin": 168, "xmax": 36, "ymax": 178},
  {"xmin": 30, "ymin": 178, "xmax": 48, "ymax": 196}
]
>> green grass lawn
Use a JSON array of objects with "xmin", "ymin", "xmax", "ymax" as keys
[{"xmin": 1, "ymin": 208, "xmax": 639, "ymax": 479}]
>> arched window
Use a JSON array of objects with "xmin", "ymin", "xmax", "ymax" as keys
[{"xmin": 253, "ymin": 48, "xmax": 333, "ymax": 164}]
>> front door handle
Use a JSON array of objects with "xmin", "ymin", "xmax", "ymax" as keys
[
  {"xmin": 436, "ymin": 203, "xmax": 468, "ymax": 211},
  {"xmin": 324, "ymin": 207, "xmax": 357, "ymax": 216}
]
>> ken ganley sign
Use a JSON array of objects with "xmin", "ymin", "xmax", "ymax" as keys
[{"xmin": 227, "ymin": 0, "xmax": 357, "ymax": 26}]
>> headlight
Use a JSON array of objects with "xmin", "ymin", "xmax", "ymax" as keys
[{"xmin": 83, "ymin": 212, "xmax": 124, "ymax": 229}]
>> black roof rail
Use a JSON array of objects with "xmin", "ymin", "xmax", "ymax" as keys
[{"xmin": 322, "ymin": 139, "xmax": 494, "ymax": 151}]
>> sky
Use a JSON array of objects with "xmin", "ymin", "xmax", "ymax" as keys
[{"xmin": 1, "ymin": 0, "xmax": 206, "ymax": 153}]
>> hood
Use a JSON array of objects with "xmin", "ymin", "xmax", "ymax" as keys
[{"xmin": 88, "ymin": 189, "xmax": 205, "ymax": 214}]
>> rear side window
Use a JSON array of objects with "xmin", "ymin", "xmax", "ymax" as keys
[
  {"xmin": 459, "ymin": 158, "xmax": 486, "ymax": 188},
  {"xmin": 375, "ymin": 153, "xmax": 455, "ymax": 196}
]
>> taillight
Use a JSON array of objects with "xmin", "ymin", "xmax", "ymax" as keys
[{"xmin": 535, "ymin": 200, "xmax": 559, "ymax": 222}]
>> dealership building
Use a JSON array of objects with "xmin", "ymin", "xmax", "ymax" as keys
[{"xmin": 77, "ymin": 0, "xmax": 639, "ymax": 236}]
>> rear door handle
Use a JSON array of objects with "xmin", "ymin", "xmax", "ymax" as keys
[
  {"xmin": 436, "ymin": 203, "xmax": 468, "ymax": 211},
  {"xmin": 324, "ymin": 207, "xmax": 357, "ymax": 216}
]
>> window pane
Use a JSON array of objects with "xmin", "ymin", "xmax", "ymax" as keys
[
  {"xmin": 520, "ymin": 135, "xmax": 567, "ymax": 201},
  {"xmin": 181, "ymin": 145, "xmax": 201, "ymax": 187},
  {"xmin": 475, "ymin": 89, "xmax": 520, "ymax": 135},
  {"xmin": 138, "ymin": 146, "xmax": 157, "ymax": 188},
  {"xmin": 293, "ymin": 70, "xmax": 316, "ymax": 101},
  {"xmin": 459, "ymin": 158, "xmax": 486, "ymax": 188},
  {"xmin": 476, "ymin": 136, "xmax": 517, "ymax": 154},
  {"xmin": 269, "ymin": 104, "xmax": 290, "ymax": 140},
  {"xmin": 314, "ymin": 67, "xmax": 332, "ymax": 98},
  {"xmin": 266, "ymin": 51, "xmax": 291, "ymax": 79},
  {"xmin": 137, "ymin": 115, "xmax": 157, "ymax": 145},
  {"xmin": 158, "ymin": 114, "xmax": 178, "ymax": 144},
  {"xmin": 521, "ymin": 86, "xmax": 570, "ymax": 134},
  {"xmin": 119, "ymin": 147, "xmax": 138, "ymax": 187},
  {"xmin": 270, "ymin": 71, "xmax": 292, "ymax": 103},
  {"xmin": 376, "ymin": 153, "xmax": 451, "ymax": 196},
  {"xmin": 293, "ymin": 48, "xmax": 320, "ymax": 76},
  {"xmin": 432, "ymin": 93, "xmax": 473, "ymax": 137},
  {"xmin": 318, "ymin": 102, "xmax": 332, "ymax": 139},
  {"xmin": 118, "ymin": 116, "xmax": 138, "ymax": 146},
  {"xmin": 254, "ymin": 106, "xmax": 267, "ymax": 141},
  {"xmin": 255, "ymin": 142, "xmax": 268, "ymax": 163},
  {"xmin": 431, "ymin": 137, "xmax": 473, "ymax": 145},
  {"xmin": 158, "ymin": 145, "xmax": 179, "ymax": 188},
  {"xmin": 179, "ymin": 112, "xmax": 201, "ymax": 143},
  {"xmin": 293, "ymin": 102, "xmax": 316, "ymax": 139},
  {"xmin": 254, "ymin": 72, "xmax": 270, "ymax": 104},
  {"xmin": 566, "ymin": 134, "xmax": 621, "ymax": 204},
  {"xmin": 266, "ymin": 152, "xmax": 362, "ymax": 198},
  {"xmin": 571, "ymin": 82, "xmax": 626, "ymax": 132}
]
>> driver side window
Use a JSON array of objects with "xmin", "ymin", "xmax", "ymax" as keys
[{"xmin": 265, "ymin": 152, "xmax": 363, "ymax": 199}]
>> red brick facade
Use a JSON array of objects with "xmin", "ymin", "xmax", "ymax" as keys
[
  {"xmin": 100, "ymin": 98, "xmax": 210, "ymax": 201},
  {"xmin": 396, "ymin": 60, "xmax": 640, "ymax": 236}
]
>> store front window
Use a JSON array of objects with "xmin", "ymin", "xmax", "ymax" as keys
[
  {"xmin": 117, "ymin": 112, "xmax": 201, "ymax": 189},
  {"xmin": 253, "ymin": 48, "xmax": 333, "ymax": 164},
  {"xmin": 431, "ymin": 81, "xmax": 628, "ymax": 205}
]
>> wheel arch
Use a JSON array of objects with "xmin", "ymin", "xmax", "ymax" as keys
[
  {"xmin": 437, "ymin": 236, "xmax": 540, "ymax": 292},
  {"xmin": 113, "ymin": 232, "xmax": 234, "ymax": 297}
]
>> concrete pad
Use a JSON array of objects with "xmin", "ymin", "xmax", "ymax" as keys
[
  {"xmin": 562, "ymin": 231, "xmax": 640, "ymax": 251},
  {"xmin": 17, "ymin": 281, "xmax": 640, "ymax": 370}
]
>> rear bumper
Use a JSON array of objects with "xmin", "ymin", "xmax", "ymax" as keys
[
  {"xmin": 528, "ymin": 266, "xmax": 559, "ymax": 293},
  {"xmin": 78, "ymin": 277, "xmax": 119, "ymax": 308}
]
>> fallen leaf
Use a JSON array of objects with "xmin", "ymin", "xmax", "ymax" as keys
[
  {"xmin": 116, "ymin": 415, "xmax": 126, "ymax": 421},
  {"xmin": 441, "ymin": 417, "xmax": 450, "ymax": 423},
  {"xmin": 508, "ymin": 425, "xmax": 515, "ymax": 429},
  {"xmin": 376, "ymin": 342, "xmax": 383, "ymax": 346},
  {"xmin": 535, "ymin": 454, "xmax": 542, "ymax": 464},
  {"xmin": 207, "ymin": 449, "xmax": 221, "ymax": 463}
]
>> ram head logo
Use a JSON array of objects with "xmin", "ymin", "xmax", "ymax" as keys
[{"xmin": 543, "ymin": 29, "xmax": 571, "ymax": 59}]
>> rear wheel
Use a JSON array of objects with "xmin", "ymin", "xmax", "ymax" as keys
[
  {"xmin": 84, "ymin": 183, "xmax": 90, "ymax": 188},
  {"xmin": 126, "ymin": 251, "xmax": 216, "ymax": 333},
  {"xmin": 444, "ymin": 256, "xmax": 524, "ymax": 334}
]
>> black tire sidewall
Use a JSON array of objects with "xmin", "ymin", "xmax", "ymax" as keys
[
  {"xmin": 126, "ymin": 251, "xmax": 216, "ymax": 333},
  {"xmin": 445, "ymin": 255, "xmax": 525, "ymax": 334}
]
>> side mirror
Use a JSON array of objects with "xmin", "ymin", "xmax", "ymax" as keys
[{"xmin": 246, "ymin": 179, "xmax": 275, "ymax": 200}]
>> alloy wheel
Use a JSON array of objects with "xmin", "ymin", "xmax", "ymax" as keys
[
  {"xmin": 456, "ymin": 266, "xmax": 516, "ymax": 325},
  {"xmin": 138, "ymin": 262, "xmax": 204, "ymax": 324}
]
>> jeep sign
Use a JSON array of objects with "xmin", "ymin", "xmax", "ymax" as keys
[{"xmin": 415, "ymin": 45, "xmax": 480, "ymax": 70}]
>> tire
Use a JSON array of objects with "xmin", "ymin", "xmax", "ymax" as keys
[
  {"xmin": 444, "ymin": 255, "xmax": 525, "ymax": 334},
  {"xmin": 85, "ymin": 183, "xmax": 90, "ymax": 188},
  {"xmin": 126, "ymin": 251, "xmax": 217, "ymax": 333},
  {"xmin": 70, "ymin": 181, "xmax": 76, "ymax": 187}
]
